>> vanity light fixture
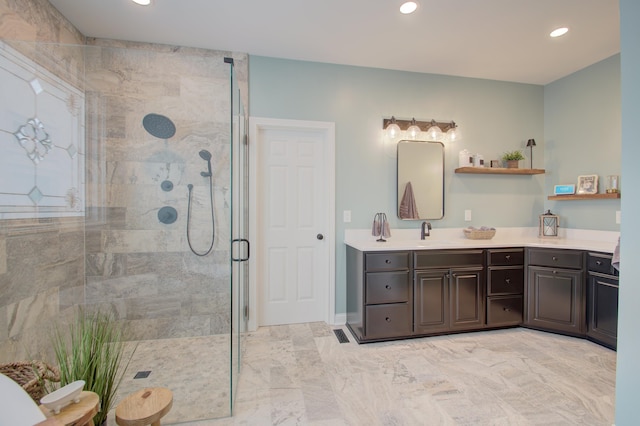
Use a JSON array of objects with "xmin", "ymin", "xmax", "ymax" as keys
[
  {"xmin": 526, "ymin": 138, "xmax": 536, "ymax": 168},
  {"xmin": 550, "ymin": 27, "xmax": 569, "ymax": 38},
  {"xmin": 382, "ymin": 117, "xmax": 459, "ymax": 142},
  {"xmin": 131, "ymin": 0, "xmax": 152, "ymax": 5}
]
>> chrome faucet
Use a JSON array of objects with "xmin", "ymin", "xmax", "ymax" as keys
[{"xmin": 421, "ymin": 221, "xmax": 432, "ymax": 239}]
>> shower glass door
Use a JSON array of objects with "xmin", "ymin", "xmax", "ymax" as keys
[{"xmin": 229, "ymin": 58, "xmax": 249, "ymax": 413}]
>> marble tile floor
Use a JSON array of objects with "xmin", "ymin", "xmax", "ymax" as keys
[
  {"xmin": 106, "ymin": 334, "xmax": 232, "ymax": 425},
  {"xmin": 112, "ymin": 323, "xmax": 617, "ymax": 425}
]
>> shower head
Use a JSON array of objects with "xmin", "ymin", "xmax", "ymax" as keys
[
  {"xmin": 142, "ymin": 113, "xmax": 176, "ymax": 139},
  {"xmin": 199, "ymin": 149, "xmax": 213, "ymax": 177}
]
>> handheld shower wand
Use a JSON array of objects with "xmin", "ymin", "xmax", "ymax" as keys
[{"xmin": 199, "ymin": 149, "xmax": 212, "ymax": 177}]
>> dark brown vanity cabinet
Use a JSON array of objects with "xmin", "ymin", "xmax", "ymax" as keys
[
  {"xmin": 525, "ymin": 248, "xmax": 585, "ymax": 337},
  {"xmin": 587, "ymin": 252, "xmax": 619, "ymax": 350},
  {"xmin": 346, "ymin": 247, "xmax": 412, "ymax": 342},
  {"xmin": 414, "ymin": 250, "xmax": 485, "ymax": 334},
  {"xmin": 486, "ymin": 249, "xmax": 524, "ymax": 326}
]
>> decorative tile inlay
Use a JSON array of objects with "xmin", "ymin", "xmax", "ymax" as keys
[
  {"xmin": 65, "ymin": 187, "xmax": 81, "ymax": 210},
  {"xmin": 28, "ymin": 186, "xmax": 43, "ymax": 204},
  {"xmin": 66, "ymin": 144, "xmax": 77, "ymax": 158},
  {"xmin": 13, "ymin": 117, "xmax": 53, "ymax": 164},
  {"xmin": 66, "ymin": 93, "xmax": 80, "ymax": 116},
  {"xmin": 29, "ymin": 78, "xmax": 43, "ymax": 94},
  {"xmin": 1, "ymin": 40, "xmax": 85, "ymax": 219}
]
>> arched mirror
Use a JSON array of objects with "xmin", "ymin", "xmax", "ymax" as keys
[{"xmin": 397, "ymin": 140, "xmax": 444, "ymax": 220}]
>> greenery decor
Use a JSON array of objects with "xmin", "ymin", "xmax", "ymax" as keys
[
  {"xmin": 501, "ymin": 150, "xmax": 525, "ymax": 161},
  {"xmin": 52, "ymin": 309, "xmax": 135, "ymax": 425}
]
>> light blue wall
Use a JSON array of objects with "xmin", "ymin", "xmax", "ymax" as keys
[
  {"xmin": 250, "ymin": 58, "xmax": 546, "ymax": 313},
  {"xmin": 544, "ymin": 55, "xmax": 621, "ymax": 231},
  {"xmin": 615, "ymin": 1, "xmax": 640, "ymax": 424}
]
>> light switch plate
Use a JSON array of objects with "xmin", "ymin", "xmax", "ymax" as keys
[
  {"xmin": 464, "ymin": 210, "xmax": 472, "ymax": 221},
  {"xmin": 343, "ymin": 210, "xmax": 351, "ymax": 223},
  {"xmin": 616, "ymin": 211, "xmax": 621, "ymax": 224}
]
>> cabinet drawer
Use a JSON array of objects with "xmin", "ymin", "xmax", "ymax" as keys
[
  {"xmin": 365, "ymin": 252, "xmax": 410, "ymax": 271},
  {"xmin": 488, "ymin": 266, "xmax": 524, "ymax": 295},
  {"xmin": 487, "ymin": 295, "xmax": 523, "ymax": 325},
  {"xmin": 366, "ymin": 272, "xmax": 410, "ymax": 304},
  {"xmin": 365, "ymin": 303, "xmax": 412, "ymax": 338},
  {"xmin": 527, "ymin": 248, "xmax": 583, "ymax": 269},
  {"xmin": 414, "ymin": 250, "xmax": 484, "ymax": 269},
  {"xmin": 587, "ymin": 252, "xmax": 618, "ymax": 276},
  {"xmin": 487, "ymin": 249, "xmax": 524, "ymax": 266}
]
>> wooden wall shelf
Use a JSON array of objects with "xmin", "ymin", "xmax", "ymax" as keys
[
  {"xmin": 455, "ymin": 167, "xmax": 545, "ymax": 175},
  {"xmin": 548, "ymin": 193, "xmax": 621, "ymax": 200}
]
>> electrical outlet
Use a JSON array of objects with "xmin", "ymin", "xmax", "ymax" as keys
[
  {"xmin": 343, "ymin": 210, "xmax": 352, "ymax": 223},
  {"xmin": 616, "ymin": 210, "xmax": 621, "ymax": 225},
  {"xmin": 464, "ymin": 210, "xmax": 472, "ymax": 221}
]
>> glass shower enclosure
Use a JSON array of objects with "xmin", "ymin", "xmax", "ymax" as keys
[{"xmin": 0, "ymin": 38, "xmax": 248, "ymax": 423}]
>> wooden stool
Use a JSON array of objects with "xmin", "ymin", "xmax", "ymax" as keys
[
  {"xmin": 39, "ymin": 391, "xmax": 100, "ymax": 426},
  {"xmin": 115, "ymin": 387, "xmax": 173, "ymax": 426}
]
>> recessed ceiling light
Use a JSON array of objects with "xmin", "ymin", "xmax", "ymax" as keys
[
  {"xmin": 550, "ymin": 27, "xmax": 569, "ymax": 38},
  {"xmin": 400, "ymin": 2, "xmax": 418, "ymax": 14},
  {"xmin": 131, "ymin": 0, "xmax": 151, "ymax": 5}
]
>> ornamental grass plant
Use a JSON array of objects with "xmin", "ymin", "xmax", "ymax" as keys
[{"xmin": 51, "ymin": 309, "xmax": 135, "ymax": 425}]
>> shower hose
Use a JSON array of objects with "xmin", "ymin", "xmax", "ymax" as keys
[{"xmin": 186, "ymin": 178, "xmax": 215, "ymax": 256}]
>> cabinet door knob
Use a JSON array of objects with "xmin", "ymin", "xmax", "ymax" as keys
[
  {"xmin": 505, "ymin": 278, "xmax": 511, "ymax": 284},
  {"xmin": 385, "ymin": 284, "xmax": 391, "ymax": 290},
  {"xmin": 596, "ymin": 260, "xmax": 602, "ymax": 265},
  {"xmin": 385, "ymin": 259, "xmax": 391, "ymax": 264},
  {"xmin": 503, "ymin": 307, "xmax": 511, "ymax": 312},
  {"xmin": 552, "ymin": 270, "xmax": 558, "ymax": 274},
  {"xmin": 385, "ymin": 317, "xmax": 391, "ymax": 323},
  {"xmin": 505, "ymin": 255, "xmax": 511, "ymax": 261},
  {"xmin": 552, "ymin": 256, "xmax": 558, "ymax": 261}
]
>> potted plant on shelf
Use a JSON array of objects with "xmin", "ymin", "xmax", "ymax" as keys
[
  {"xmin": 51, "ymin": 309, "xmax": 136, "ymax": 426},
  {"xmin": 502, "ymin": 150, "xmax": 525, "ymax": 168}
]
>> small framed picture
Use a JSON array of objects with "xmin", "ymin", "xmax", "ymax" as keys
[{"xmin": 577, "ymin": 174, "xmax": 598, "ymax": 195}]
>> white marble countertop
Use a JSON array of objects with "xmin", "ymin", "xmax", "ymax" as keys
[{"xmin": 344, "ymin": 227, "xmax": 619, "ymax": 254}]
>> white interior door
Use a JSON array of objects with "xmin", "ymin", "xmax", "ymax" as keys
[{"xmin": 250, "ymin": 118, "xmax": 335, "ymax": 327}]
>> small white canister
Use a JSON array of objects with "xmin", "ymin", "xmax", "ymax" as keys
[
  {"xmin": 459, "ymin": 149, "xmax": 472, "ymax": 167},
  {"xmin": 472, "ymin": 154, "xmax": 484, "ymax": 167}
]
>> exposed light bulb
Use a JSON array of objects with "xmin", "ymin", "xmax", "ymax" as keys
[
  {"xmin": 407, "ymin": 118, "xmax": 421, "ymax": 140},
  {"xmin": 400, "ymin": 2, "xmax": 418, "ymax": 14},
  {"xmin": 446, "ymin": 122, "xmax": 462, "ymax": 142},
  {"xmin": 426, "ymin": 120, "xmax": 443, "ymax": 141},
  {"xmin": 386, "ymin": 117, "xmax": 401, "ymax": 139},
  {"xmin": 550, "ymin": 27, "xmax": 569, "ymax": 38}
]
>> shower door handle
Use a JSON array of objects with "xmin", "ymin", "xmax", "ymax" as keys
[{"xmin": 231, "ymin": 238, "xmax": 250, "ymax": 262}]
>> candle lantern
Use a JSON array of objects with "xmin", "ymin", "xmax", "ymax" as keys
[{"xmin": 539, "ymin": 209, "xmax": 559, "ymax": 237}]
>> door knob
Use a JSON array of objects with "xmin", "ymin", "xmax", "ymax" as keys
[{"xmin": 317, "ymin": 234, "xmax": 324, "ymax": 240}]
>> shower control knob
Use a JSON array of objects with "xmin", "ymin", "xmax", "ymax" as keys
[{"xmin": 317, "ymin": 234, "xmax": 324, "ymax": 240}]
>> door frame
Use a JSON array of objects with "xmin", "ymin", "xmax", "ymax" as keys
[{"xmin": 248, "ymin": 117, "xmax": 336, "ymax": 331}]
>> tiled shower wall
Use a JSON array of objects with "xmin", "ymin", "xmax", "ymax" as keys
[
  {"xmin": 0, "ymin": 0, "xmax": 249, "ymax": 363},
  {"xmin": 83, "ymin": 38, "xmax": 248, "ymax": 341}
]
